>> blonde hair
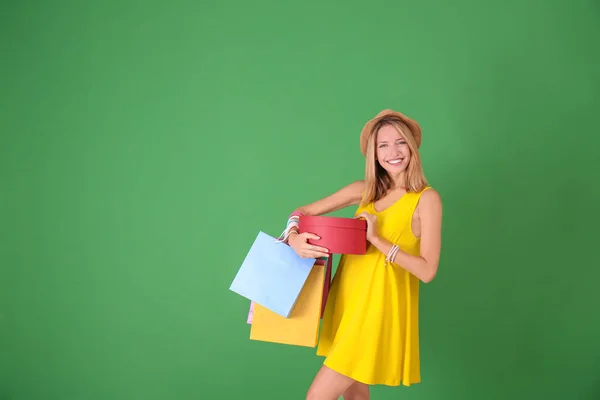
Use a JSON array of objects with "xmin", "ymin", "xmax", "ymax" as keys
[{"xmin": 361, "ymin": 118, "xmax": 428, "ymax": 206}]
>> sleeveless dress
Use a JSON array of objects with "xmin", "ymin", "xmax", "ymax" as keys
[{"xmin": 316, "ymin": 186, "xmax": 431, "ymax": 387}]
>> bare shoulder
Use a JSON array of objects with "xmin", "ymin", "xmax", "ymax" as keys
[
  {"xmin": 418, "ymin": 187, "xmax": 442, "ymax": 214},
  {"xmin": 421, "ymin": 187, "xmax": 442, "ymax": 204}
]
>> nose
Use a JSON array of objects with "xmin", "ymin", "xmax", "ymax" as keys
[{"xmin": 388, "ymin": 148, "xmax": 401, "ymax": 158}]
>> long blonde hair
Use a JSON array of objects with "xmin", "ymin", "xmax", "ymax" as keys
[{"xmin": 361, "ymin": 118, "xmax": 428, "ymax": 206}]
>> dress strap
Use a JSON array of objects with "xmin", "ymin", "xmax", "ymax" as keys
[{"xmin": 405, "ymin": 186, "xmax": 432, "ymax": 215}]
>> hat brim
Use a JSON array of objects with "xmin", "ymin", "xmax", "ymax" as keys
[{"xmin": 360, "ymin": 109, "xmax": 422, "ymax": 156}]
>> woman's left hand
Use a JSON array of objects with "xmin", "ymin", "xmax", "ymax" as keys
[{"xmin": 355, "ymin": 212, "xmax": 379, "ymax": 243}]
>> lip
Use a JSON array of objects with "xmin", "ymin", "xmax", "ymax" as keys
[{"xmin": 387, "ymin": 158, "xmax": 404, "ymax": 165}]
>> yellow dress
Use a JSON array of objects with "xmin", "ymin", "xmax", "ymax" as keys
[{"xmin": 316, "ymin": 187, "xmax": 431, "ymax": 386}]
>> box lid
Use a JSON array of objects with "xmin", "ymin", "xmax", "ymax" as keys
[{"xmin": 299, "ymin": 215, "xmax": 366, "ymax": 230}]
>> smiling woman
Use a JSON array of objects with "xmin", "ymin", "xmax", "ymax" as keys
[{"xmin": 282, "ymin": 109, "xmax": 443, "ymax": 400}]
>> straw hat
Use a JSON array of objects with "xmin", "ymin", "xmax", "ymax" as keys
[{"xmin": 359, "ymin": 109, "xmax": 422, "ymax": 156}]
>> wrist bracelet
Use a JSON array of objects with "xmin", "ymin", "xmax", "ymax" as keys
[
  {"xmin": 275, "ymin": 211, "xmax": 304, "ymax": 243},
  {"xmin": 385, "ymin": 244, "xmax": 399, "ymax": 265}
]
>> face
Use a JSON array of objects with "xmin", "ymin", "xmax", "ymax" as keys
[{"xmin": 375, "ymin": 124, "xmax": 411, "ymax": 175}]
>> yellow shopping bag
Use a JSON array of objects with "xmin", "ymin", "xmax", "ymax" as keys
[{"xmin": 250, "ymin": 263, "xmax": 325, "ymax": 347}]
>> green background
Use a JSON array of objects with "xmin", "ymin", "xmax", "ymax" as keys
[{"xmin": 2, "ymin": 0, "xmax": 599, "ymax": 399}]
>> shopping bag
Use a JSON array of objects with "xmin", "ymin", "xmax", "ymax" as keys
[
  {"xmin": 229, "ymin": 231, "xmax": 316, "ymax": 318},
  {"xmin": 321, "ymin": 256, "xmax": 332, "ymax": 318},
  {"xmin": 250, "ymin": 263, "xmax": 325, "ymax": 347},
  {"xmin": 247, "ymin": 301, "xmax": 254, "ymax": 324},
  {"xmin": 247, "ymin": 259, "xmax": 330, "ymax": 324},
  {"xmin": 248, "ymin": 257, "xmax": 331, "ymax": 322}
]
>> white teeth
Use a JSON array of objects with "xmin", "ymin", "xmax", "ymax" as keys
[{"xmin": 388, "ymin": 159, "xmax": 403, "ymax": 164}]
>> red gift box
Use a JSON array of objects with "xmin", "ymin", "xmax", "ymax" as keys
[
  {"xmin": 298, "ymin": 215, "xmax": 367, "ymax": 255},
  {"xmin": 298, "ymin": 215, "xmax": 367, "ymax": 318}
]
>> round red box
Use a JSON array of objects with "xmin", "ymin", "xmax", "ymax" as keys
[{"xmin": 298, "ymin": 215, "xmax": 367, "ymax": 255}]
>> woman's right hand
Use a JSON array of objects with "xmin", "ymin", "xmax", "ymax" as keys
[{"xmin": 288, "ymin": 232, "xmax": 330, "ymax": 259}]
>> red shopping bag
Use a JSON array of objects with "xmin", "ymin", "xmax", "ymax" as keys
[{"xmin": 317, "ymin": 256, "xmax": 332, "ymax": 318}]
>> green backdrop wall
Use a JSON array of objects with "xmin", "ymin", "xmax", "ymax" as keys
[{"xmin": 2, "ymin": 0, "xmax": 599, "ymax": 399}]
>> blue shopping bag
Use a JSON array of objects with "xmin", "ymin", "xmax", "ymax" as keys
[{"xmin": 229, "ymin": 231, "xmax": 316, "ymax": 318}]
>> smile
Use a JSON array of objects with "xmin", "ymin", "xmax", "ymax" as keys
[{"xmin": 387, "ymin": 158, "xmax": 404, "ymax": 165}]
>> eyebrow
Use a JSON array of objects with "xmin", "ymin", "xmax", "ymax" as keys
[{"xmin": 377, "ymin": 138, "xmax": 406, "ymax": 144}]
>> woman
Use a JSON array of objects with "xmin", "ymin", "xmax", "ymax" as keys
[{"xmin": 284, "ymin": 109, "xmax": 443, "ymax": 400}]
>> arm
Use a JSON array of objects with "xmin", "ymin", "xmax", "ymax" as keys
[
  {"xmin": 369, "ymin": 189, "xmax": 443, "ymax": 283},
  {"xmin": 294, "ymin": 180, "xmax": 365, "ymax": 217},
  {"xmin": 287, "ymin": 180, "xmax": 365, "ymax": 258}
]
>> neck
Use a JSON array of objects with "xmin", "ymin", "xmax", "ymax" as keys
[{"xmin": 389, "ymin": 172, "xmax": 406, "ymax": 190}]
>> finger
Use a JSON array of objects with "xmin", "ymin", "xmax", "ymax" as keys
[
  {"xmin": 305, "ymin": 243, "xmax": 329, "ymax": 254},
  {"xmin": 306, "ymin": 251, "xmax": 330, "ymax": 259},
  {"xmin": 298, "ymin": 247, "xmax": 329, "ymax": 257},
  {"xmin": 300, "ymin": 232, "xmax": 321, "ymax": 240}
]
